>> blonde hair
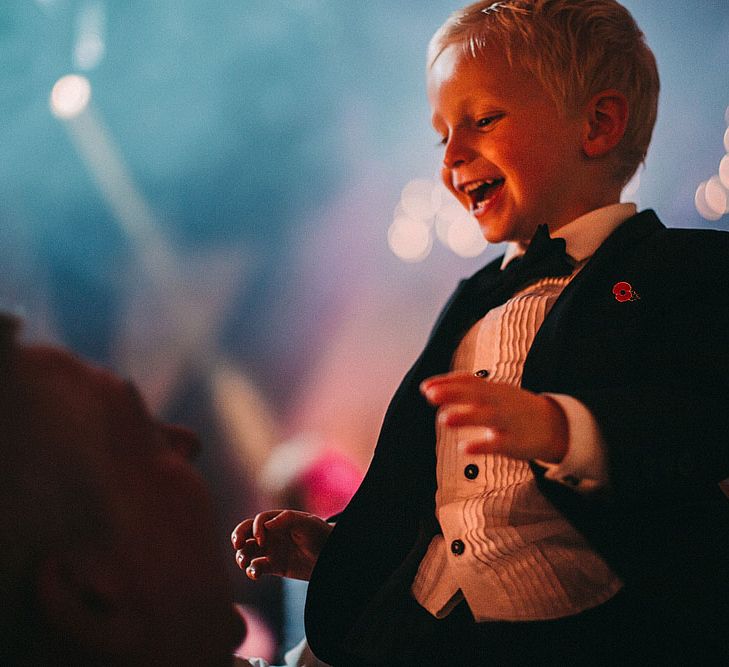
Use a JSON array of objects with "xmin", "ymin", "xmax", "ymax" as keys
[{"xmin": 428, "ymin": 0, "xmax": 660, "ymax": 184}]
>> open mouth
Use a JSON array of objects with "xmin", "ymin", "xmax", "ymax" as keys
[
  {"xmin": 462, "ymin": 178, "xmax": 505, "ymax": 215},
  {"xmin": 464, "ymin": 178, "xmax": 505, "ymax": 204}
]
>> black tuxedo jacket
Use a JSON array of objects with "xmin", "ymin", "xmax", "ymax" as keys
[{"xmin": 305, "ymin": 210, "xmax": 729, "ymax": 664}]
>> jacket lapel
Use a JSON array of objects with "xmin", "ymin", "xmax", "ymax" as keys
[{"xmin": 523, "ymin": 209, "xmax": 665, "ymax": 390}]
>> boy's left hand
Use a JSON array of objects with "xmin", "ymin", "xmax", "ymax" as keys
[{"xmin": 420, "ymin": 371, "xmax": 568, "ymax": 463}]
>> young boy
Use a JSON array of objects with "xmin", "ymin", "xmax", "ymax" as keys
[{"xmin": 233, "ymin": 1, "xmax": 729, "ymax": 663}]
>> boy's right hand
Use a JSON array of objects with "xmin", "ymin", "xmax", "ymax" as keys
[{"xmin": 231, "ymin": 509, "xmax": 332, "ymax": 582}]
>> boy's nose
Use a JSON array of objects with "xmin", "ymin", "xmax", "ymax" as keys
[{"xmin": 443, "ymin": 131, "xmax": 475, "ymax": 169}]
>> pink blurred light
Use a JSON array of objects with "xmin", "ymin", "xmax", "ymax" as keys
[
  {"xmin": 297, "ymin": 449, "xmax": 363, "ymax": 518},
  {"xmin": 234, "ymin": 604, "xmax": 276, "ymax": 663}
]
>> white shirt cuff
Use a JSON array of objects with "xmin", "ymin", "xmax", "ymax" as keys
[{"xmin": 534, "ymin": 393, "xmax": 609, "ymax": 492}]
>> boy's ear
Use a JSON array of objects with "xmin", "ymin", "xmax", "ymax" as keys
[
  {"xmin": 581, "ymin": 89, "xmax": 629, "ymax": 159},
  {"xmin": 35, "ymin": 546, "xmax": 142, "ymax": 656}
]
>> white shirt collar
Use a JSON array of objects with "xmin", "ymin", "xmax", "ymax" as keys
[{"xmin": 500, "ymin": 203, "xmax": 638, "ymax": 269}]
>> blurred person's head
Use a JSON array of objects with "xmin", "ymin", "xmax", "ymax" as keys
[{"xmin": 0, "ymin": 314, "xmax": 243, "ymax": 665}]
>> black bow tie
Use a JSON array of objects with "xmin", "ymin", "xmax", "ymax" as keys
[{"xmin": 500, "ymin": 224, "xmax": 574, "ymax": 294}]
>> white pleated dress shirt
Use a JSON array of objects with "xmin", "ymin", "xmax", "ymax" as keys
[{"xmin": 411, "ymin": 204, "xmax": 636, "ymax": 622}]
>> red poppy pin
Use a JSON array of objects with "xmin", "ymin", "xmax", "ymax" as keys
[{"xmin": 612, "ymin": 281, "xmax": 640, "ymax": 302}]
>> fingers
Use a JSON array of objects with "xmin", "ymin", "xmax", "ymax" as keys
[
  {"xmin": 460, "ymin": 428, "xmax": 505, "ymax": 456},
  {"xmin": 420, "ymin": 372, "xmax": 568, "ymax": 463},
  {"xmin": 264, "ymin": 510, "xmax": 330, "ymax": 558},
  {"xmin": 262, "ymin": 509, "xmax": 314, "ymax": 533},
  {"xmin": 231, "ymin": 509, "xmax": 287, "ymax": 550},
  {"xmin": 245, "ymin": 556, "xmax": 272, "ymax": 581},
  {"xmin": 252, "ymin": 512, "xmax": 269, "ymax": 547},
  {"xmin": 231, "ymin": 519, "xmax": 253, "ymax": 550},
  {"xmin": 263, "ymin": 509, "xmax": 300, "ymax": 530},
  {"xmin": 437, "ymin": 403, "xmax": 504, "ymax": 430},
  {"xmin": 421, "ymin": 371, "xmax": 496, "ymax": 406},
  {"xmin": 235, "ymin": 538, "xmax": 260, "ymax": 571},
  {"xmin": 421, "ymin": 373, "xmax": 527, "ymax": 432},
  {"xmin": 420, "ymin": 370, "xmax": 476, "ymax": 388},
  {"xmin": 232, "ymin": 510, "xmax": 331, "ymax": 582},
  {"xmin": 234, "ymin": 538, "xmax": 284, "ymax": 580},
  {"xmin": 459, "ymin": 427, "xmax": 545, "ymax": 460}
]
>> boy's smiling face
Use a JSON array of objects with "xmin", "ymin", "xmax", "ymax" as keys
[{"xmin": 428, "ymin": 45, "xmax": 604, "ymax": 245}]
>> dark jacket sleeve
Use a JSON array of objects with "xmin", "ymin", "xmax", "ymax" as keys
[{"xmin": 528, "ymin": 228, "xmax": 729, "ymax": 627}]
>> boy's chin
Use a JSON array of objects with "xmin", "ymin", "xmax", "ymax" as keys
[
  {"xmin": 479, "ymin": 220, "xmax": 540, "ymax": 246},
  {"xmin": 479, "ymin": 224, "xmax": 520, "ymax": 246}
]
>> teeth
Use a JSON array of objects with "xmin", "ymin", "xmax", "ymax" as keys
[{"xmin": 463, "ymin": 179, "xmax": 498, "ymax": 194}]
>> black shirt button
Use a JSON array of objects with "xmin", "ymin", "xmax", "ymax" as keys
[
  {"xmin": 451, "ymin": 539, "xmax": 465, "ymax": 556},
  {"xmin": 464, "ymin": 464, "xmax": 479, "ymax": 480},
  {"xmin": 474, "ymin": 369, "xmax": 490, "ymax": 378}
]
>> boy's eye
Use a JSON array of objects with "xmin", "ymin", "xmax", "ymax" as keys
[
  {"xmin": 476, "ymin": 115, "xmax": 500, "ymax": 128},
  {"xmin": 434, "ymin": 114, "xmax": 502, "ymax": 147}
]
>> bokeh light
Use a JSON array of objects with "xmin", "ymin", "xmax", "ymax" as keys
[
  {"xmin": 434, "ymin": 194, "xmax": 487, "ymax": 257},
  {"xmin": 400, "ymin": 178, "xmax": 440, "ymax": 222},
  {"xmin": 434, "ymin": 197, "xmax": 464, "ymax": 243},
  {"xmin": 430, "ymin": 179, "xmax": 444, "ymax": 214},
  {"xmin": 50, "ymin": 74, "xmax": 92, "ymax": 119},
  {"xmin": 719, "ymin": 155, "xmax": 729, "ymax": 190},
  {"xmin": 705, "ymin": 176, "xmax": 728, "ymax": 216},
  {"xmin": 7, "ymin": 5, "xmax": 729, "ymax": 663},
  {"xmin": 75, "ymin": 33, "xmax": 105, "ymax": 70},
  {"xmin": 447, "ymin": 216, "xmax": 488, "ymax": 258},
  {"xmin": 387, "ymin": 215, "xmax": 432, "ymax": 262},
  {"xmin": 695, "ymin": 181, "xmax": 723, "ymax": 221},
  {"xmin": 74, "ymin": 2, "xmax": 106, "ymax": 71},
  {"xmin": 393, "ymin": 178, "xmax": 488, "ymax": 262}
]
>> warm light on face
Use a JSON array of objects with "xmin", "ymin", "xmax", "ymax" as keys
[
  {"xmin": 428, "ymin": 44, "xmax": 594, "ymax": 245},
  {"xmin": 50, "ymin": 74, "xmax": 92, "ymax": 119}
]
